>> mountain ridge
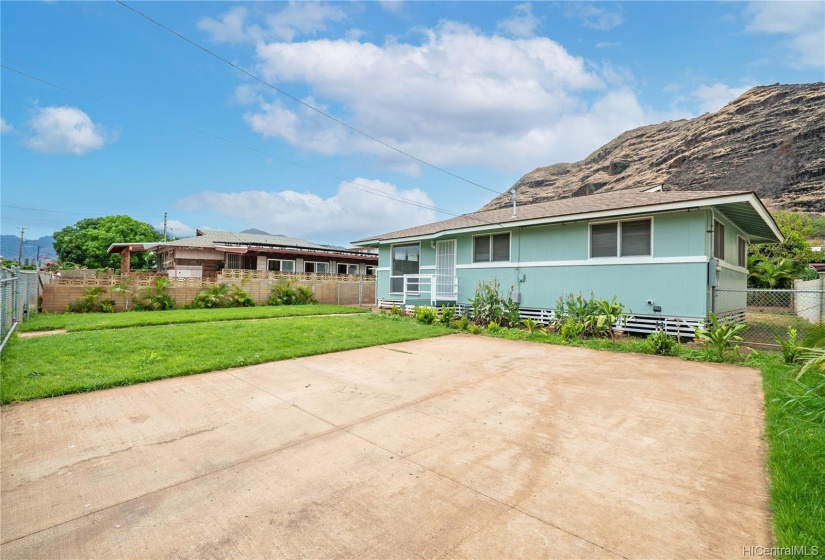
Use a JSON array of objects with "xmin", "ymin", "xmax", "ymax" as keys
[{"xmin": 482, "ymin": 83, "xmax": 825, "ymax": 213}]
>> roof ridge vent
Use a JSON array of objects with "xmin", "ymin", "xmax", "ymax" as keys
[{"xmin": 642, "ymin": 184, "xmax": 664, "ymax": 193}]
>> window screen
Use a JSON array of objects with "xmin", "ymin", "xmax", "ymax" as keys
[
  {"xmin": 620, "ymin": 219, "xmax": 652, "ymax": 256},
  {"xmin": 473, "ymin": 236, "xmax": 491, "ymax": 262},
  {"xmin": 491, "ymin": 234, "xmax": 510, "ymax": 261},
  {"xmin": 591, "ymin": 223, "xmax": 618, "ymax": 257},
  {"xmin": 714, "ymin": 220, "xmax": 725, "ymax": 260}
]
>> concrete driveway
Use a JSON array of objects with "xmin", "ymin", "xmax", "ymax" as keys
[{"xmin": 1, "ymin": 335, "xmax": 770, "ymax": 559}]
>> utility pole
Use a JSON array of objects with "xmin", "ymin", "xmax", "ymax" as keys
[
  {"xmin": 36, "ymin": 245, "xmax": 41, "ymax": 268},
  {"xmin": 17, "ymin": 227, "xmax": 26, "ymax": 266},
  {"xmin": 163, "ymin": 212, "xmax": 168, "ymax": 241}
]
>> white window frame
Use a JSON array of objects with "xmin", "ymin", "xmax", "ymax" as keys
[
  {"xmin": 390, "ymin": 242, "xmax": 421, "ymax": 294},
  {"xmin": 366, "ymin": 266, "xmax": 376, "ymax": 276},
  {"xmin": 472, "ymin": 232, "xmax": 511, "ymax": 263},
  {"xmin": 337, "ymin": 263, "xmax": 359, "ymax": 275},
  {"xmin": 588, "ymin": 217, "xmax": 654, "ymax": 259},
  {"xmin": 737, "ymin": 236, "xmax": 747, "ymax": 268},
  {"xmin": 267, "ymin": 259, "xmax": 295, "ymax": 272},
  {"xmin": 304, "ymin": 261, "xmax": 330, "ymax": 274}
]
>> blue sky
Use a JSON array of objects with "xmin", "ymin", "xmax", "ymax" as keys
[{"xmin": 2, "ymin": 1, "xmax": 823, "ymax": 251}]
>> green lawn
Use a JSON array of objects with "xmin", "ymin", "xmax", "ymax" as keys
[
  {"xmin": 1, "ymin": 314, "xmax": 446, "ymax": 403},
  {"xmin": 19, "ymin": 304, "xmax": 368, "ymax": 333}
]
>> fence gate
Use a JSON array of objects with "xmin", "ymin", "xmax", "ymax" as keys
[{"xmin": 714, "ymin": 286, "xmax": 825, "ymax": 347}]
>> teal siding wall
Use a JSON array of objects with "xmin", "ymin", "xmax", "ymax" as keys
[{"xmin": 375, "ymin": 209, "xmax": 716, "ymax": 318}]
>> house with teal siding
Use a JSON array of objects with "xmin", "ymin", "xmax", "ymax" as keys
[{"xmin": 352, "ymin": 188, "xmax": 783, "ymax": 336}]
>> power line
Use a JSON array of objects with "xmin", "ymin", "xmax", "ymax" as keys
[
  {"xmin": 0, "ymin": 204, "xmax": 164, "ymax": 219},
  {"xmin": 115, "ymin": 0, "xmax": 503, "ymax": 195}
]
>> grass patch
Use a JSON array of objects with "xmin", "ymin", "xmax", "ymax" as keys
[
  {"xmin": 19, "ymin": 304, "xmax": 367, "ymax": 333},
  {"xmin": 1, "ymin": 314, "xmax": 446, "ymax": 403},
  {"xmin": 477, "ymin": 326, "xmax": 824, "ymax": 555}
]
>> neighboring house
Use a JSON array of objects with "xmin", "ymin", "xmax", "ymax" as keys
[
  {"xmin": 109, "ymin": 229, "xmax": 377, "ymax": 278},
  {"xmin": 352, "ymin": 187, "xmax": 783, "ymax": 335}
]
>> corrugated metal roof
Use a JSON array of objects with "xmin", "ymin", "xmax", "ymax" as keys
[
  {"xmin": 164, "ymin": 230, "xmax": 337, "ymax": 251},
  {"xmin": 353, "ymin": 189, "xmax": 782, "ymax": 244}
]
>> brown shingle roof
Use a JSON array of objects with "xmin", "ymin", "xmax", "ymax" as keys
[{"xmin": 353, "ymin": 189, "xmax": 756, "ymax": 243}]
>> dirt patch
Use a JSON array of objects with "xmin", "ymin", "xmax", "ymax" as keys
[{"xmin": 17, "ymin": 329, "xmax": 68, "ymax": 339}]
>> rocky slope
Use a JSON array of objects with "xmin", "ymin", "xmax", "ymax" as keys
[{"xmin": 483, "ymin": 83, "xmax": 825, "ymax": 212}]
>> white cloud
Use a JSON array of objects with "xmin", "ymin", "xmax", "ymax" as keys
[
  {"xmin": 176, "ymin": 179, "xmax": 436, "ymax": 243},
  {"xmin": 265, "ymin": 2, "xmax": 346, "ymax": 42},
  {"xmin": 199, "ymin": 2, "xmax": 346, "ymax": 44},
  {"xmin": 23, "ymin": 106, "xmax": 116, "ymax": 155},
  {"xmin": 566, "ymin": 3, "xmax": 624, "ymax": 31},
  {"xmin": 198, "ymin": 6, "xmax": 255, "ymax": 43},
  {"xmin": 745, "ymin": 1, "xmax": 825, "ymax": 69},
  {"xmin": 378, "ymin": 1, "xmax": 404, "ymax": 15},
  {"xmin": 693, "ymin": 83, "xmax": 754, "ymax": 114},
  {"xmin": 497, "ymin": 3, "xmax": 540, "ymax": 38},
  {"xmin": 159, "ymin": 220, "xmax": 197, "ymax": 239},
  {"xmin": 0, "ymin": 118, "xmax": 13, "ymax": 134},
  {"xmin": 230, "ymin": 83, "xmax": 264, "ymax": 105},
  {"xmin": 238, "ymin": 20, "xmax": 679, "ymax": 171}
]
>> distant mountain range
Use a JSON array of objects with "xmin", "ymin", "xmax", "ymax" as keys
[
  {"xmin": 483, "ymin": 82, "xmax": 824, "ymax": 213},
  {"xmin": 1, "ymin": 235, "xmax": 56, "ymax": 265}
]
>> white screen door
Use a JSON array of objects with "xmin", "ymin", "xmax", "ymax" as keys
[{"xmin": 435, "ymin": 240, "xmax": 456, "ymax": 299}]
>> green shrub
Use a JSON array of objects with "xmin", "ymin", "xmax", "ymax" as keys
[
  {"xmin": 487, "ymin": 321, "xmax": 501, "ymax": 334},
  {"xmin": 415, "ymin": 306, "xmax": 437, "ymax": 325},
  {"xmin": 559, "ymin": 318, "xmax": 584, "ymax": 342},
  {"xmin": 585, "ymin": 296, "xmax": 627, "ymax": 341},
  {"xmin": 554, "ymin": 293, "xmax": 598, "ymax": 324},
  {"xmin": 457, "ymin": 315, "xmax": 470, "ymax": 331},
  {"xmin": 694, "ymin": 312, "xmax": 747, "ymax": 360},
  {"xmin": 438, "ymin": 305, "xmax": 456, "ymax": 326},
  {"xmin": 66, "ymin": 286, "xmax": 116, "ymax": 314},
  {"xmin": 468, "ymin": 324, "xmax": 483, "ymax": 335},
  {"xmin": 646, "ymin": 330, "xmax": 676, "ymax": 356},
  {"xmin": 191, "ymin": 283, "xmax": 256, "ymax": 309},
  {"xmin": 389, "ymin": 304, "xmax": 404, "ymax": 316}
]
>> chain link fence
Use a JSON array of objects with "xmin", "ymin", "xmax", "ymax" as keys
[
  {"xmin": 0, "ymin": 268, "xmax": 41, "ymax": 352},
  {"xmin": 714, "ymin": 285, "xmax": 825, "ymax": 347}
]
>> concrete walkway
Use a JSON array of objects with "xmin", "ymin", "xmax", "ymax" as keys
[{"xmin": 1, "ymin": 335, "xmax": 770, "ymax": 559}]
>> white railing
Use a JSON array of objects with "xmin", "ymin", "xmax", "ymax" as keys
[{"xmin": 390, "ymin": 274, "xmax": 458, "ymax": 305}]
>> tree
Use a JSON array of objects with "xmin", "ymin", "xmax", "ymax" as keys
[
  {"xmin": 748, "ymin": 211, "xmax": 819, "ymax": 285},
  {"xmin": 53, "ymin": 216, "xmax": 164, "ymax": 270}
]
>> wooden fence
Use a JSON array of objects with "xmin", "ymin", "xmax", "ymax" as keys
[{"xmin": 41, "ymin": 271, "xmax": 376, "ymax": 313}]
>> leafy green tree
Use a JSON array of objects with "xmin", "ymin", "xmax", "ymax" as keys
[{"xmin": 53, "ymin": 216, "xmax": 164, "ymax": 270}]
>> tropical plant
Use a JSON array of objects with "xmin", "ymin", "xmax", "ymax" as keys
[
  {"xmin": 693, "ymin": 312, "xmax": 747, "ymax": 360},
  {"xmin": 584, "ymin": 296, "xmax": 627, "ymax": 341},
  {"xmin": 776, "ymin": 327, "xmax": 803, "ymax": 364},
  {"xmin": 487, "ymin": 321, "xmax": 501, "ymax": 334},
  {"xmin": 112, "ymin": 275, "xmax": 135, "ymax": 311},
  {"xmin": 228, "ymin": 286, "xmax": 255, "ymax": 307},
  {"xmin": 795, "ymin": 326, "xmax": 825, "ymax": 381},
  {"xmin": 133, "ymin": 277, "xmax": 176, "ymax": 311},
  {"xmin": 457, "ymin": 315, "xmax": 470, "ymax": 331},
  {"xmin": 468, "ymin": 278, "xmax": 520, "ymax": 327},
  {"xmin": 646, "ymin": 329, "xmax": 676, "ymax": 356},
  {"xmin": 268, "ymin": 281, "xmax": 316, "ymax": 306},
  {"xmin": 554, "ymin": 292, "xmax": 599, "ymax": 324},
  {"xmin": 414, "ymin": 306, "xmax": 437, "ymax": 325},
  {"xmin": 748, "ymin": 257, "xmax": 795, "ymax": 289},
  {"xmin": 389, "ymin": 304, "xmax": 404, "ymax": 316},
  {"xmin": 66, "ymin": 286, "xmax": 116, "ymax": 313},
  {"xmin": 468, "ymin": 324, "xmax": 482, "ymax": 334},
  {"xmin": 521, "ymin": 317, "xmax": 545, "ymax": 334}
]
